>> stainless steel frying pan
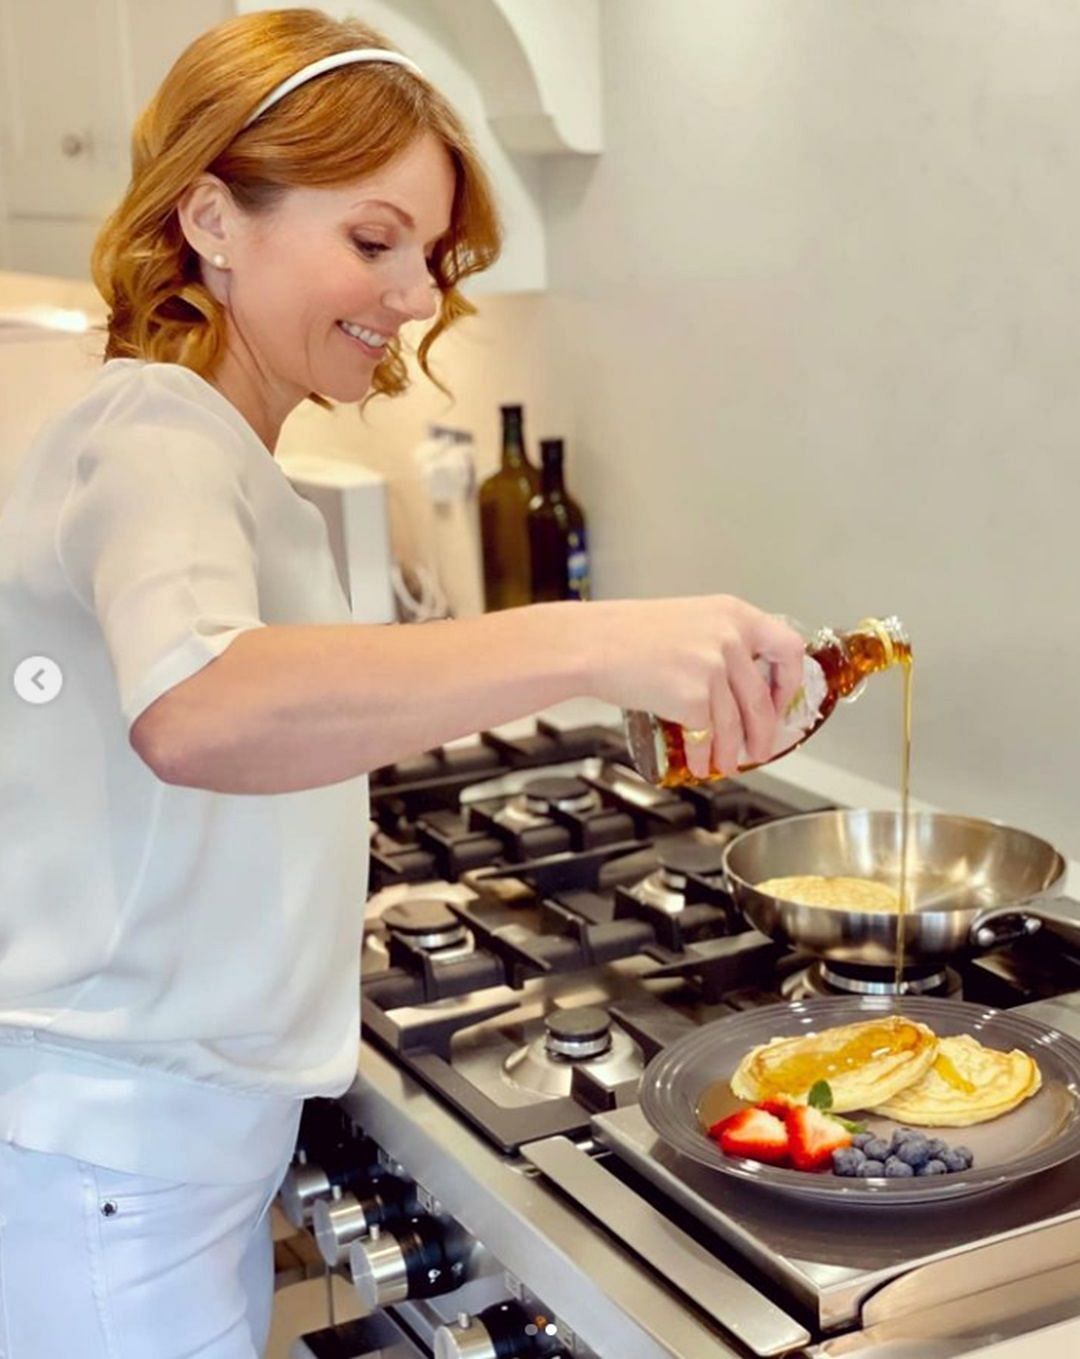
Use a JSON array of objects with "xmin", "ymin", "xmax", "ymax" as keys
[{"xmin": 722, "ymin": 809, "xmax": 1067, "ymax": 966}]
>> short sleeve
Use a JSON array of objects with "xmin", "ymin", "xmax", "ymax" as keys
[{"xmin": 56, "ymin": 422, "xmax": 265, "ymax": 727}]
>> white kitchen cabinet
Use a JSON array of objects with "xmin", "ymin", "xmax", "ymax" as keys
[
  {"xmin": 0, "ymin": 0, "xmax": 234, "ymax": 277},
  {"xmin": 0, "ymin": 0, "xmax": 117, "ymax": 222},
  {"xmin": 425, "ymin": 0, "xmax": 603, "ymax": 157},
  {"xmin": 0, "ymin": 0, "xmax": 602, "ymax": 289}
]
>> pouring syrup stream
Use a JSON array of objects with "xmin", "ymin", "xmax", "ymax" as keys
[{"xmin": 895, "ymin": 653, "xmax": 914, "ymax": 992}]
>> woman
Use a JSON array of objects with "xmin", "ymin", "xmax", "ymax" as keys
[{"xmin": 0, "ymin": 9, "xmax": 803, "ymax": 1356}]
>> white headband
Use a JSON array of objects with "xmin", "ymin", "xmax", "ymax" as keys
[{"xmin": 241, "ymin": 48, "xmax": 424, "ymax": 130}]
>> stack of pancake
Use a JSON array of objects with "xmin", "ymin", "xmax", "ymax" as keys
[{"xmin": 729, "ymin": 1016, "xmax": 1042, "ymax": 1125}]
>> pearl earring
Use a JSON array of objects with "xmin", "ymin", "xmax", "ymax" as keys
[{"xmin": 211, "ymin": 253, "xmax": 228, "ymax": 269}]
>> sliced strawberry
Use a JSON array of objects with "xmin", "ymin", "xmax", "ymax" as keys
[
  {"xmin": 708, "ymin": 1100, "xmax": 789, "ymax": 1142},
  {"xmin": 758, "ymin": 1097, "xmax": 795, "ymax": 1119},
  {"xmin": 716, "ymin": 1106, "xmax": 790, "ymax": 1165},
  {"xmin": 785, "ymin": 1104, "xmax": 852, "ymax": 1172},
  {"xmin": 706, "ymin": 1113, "xmax": 736, "ymax": 1140}
]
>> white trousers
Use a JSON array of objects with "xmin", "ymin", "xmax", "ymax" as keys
[{"xmin": 0, "ymin": 1140, "xmax": 289, "ymax": 1358}]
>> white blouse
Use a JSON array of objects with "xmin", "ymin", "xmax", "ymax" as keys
[{"xmin": 0, "ymin": 360, "xmax": 369, "ymax": 1183}]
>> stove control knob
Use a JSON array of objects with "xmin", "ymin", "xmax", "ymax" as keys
[
  {"xmin": 348, "ymin": 1216, "xmax": 460, "ymax": 1313},
  {"xmin": 312, "ymin": 1176, "xmax": 413, "ymax": 1267},
  {"xmin": 278, "ymin": 1159, "xmax": 332, "ymax": 1229},
  {"xmin": 279, "ymin": 1152, "xmax": 385, "ymax": 1230},
  {"xmin": 433, "ymin": 1302, "xmax": 537, "ymax": 1359},
  {"xmin": 313, "ymin": 1188, "xmax": 368, "ymax": 1268}
]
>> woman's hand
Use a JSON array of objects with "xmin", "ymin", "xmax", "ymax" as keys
[
  {"xmin": 132, "ymin": 597, "xmax": 804, "ymax": 795},
  {"xmin": 580, "ymin": 596, "xmax": 806, "ymax": 780}
]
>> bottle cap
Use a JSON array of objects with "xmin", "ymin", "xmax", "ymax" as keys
[{"xmin": 855, "ymin": 616, "xmax": 907, "ymax": 665}]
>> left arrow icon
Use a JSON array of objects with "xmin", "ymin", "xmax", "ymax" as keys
[{"xmin": 13, "ymin": 656, "xmax": 63, "ymax": 705}]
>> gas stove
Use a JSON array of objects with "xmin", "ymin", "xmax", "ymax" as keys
[{"xmin": 291, "ymin": 716, "xmax": 1080, "ymax": 1359}]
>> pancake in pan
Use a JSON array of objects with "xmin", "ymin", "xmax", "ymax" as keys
[{"xmin": 755, "ymin": 875, "xmax": 901, "ymax": 912}]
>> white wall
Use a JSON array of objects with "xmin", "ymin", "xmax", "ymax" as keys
[
  {"xmin": 282, "ymin": 1, "xmax": 1080, "ymax": 858},
  {"xmin": 533, "ymin": 0, "xmax": 1080, "ymax": 855}
]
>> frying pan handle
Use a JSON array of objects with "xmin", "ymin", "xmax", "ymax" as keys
[{"xmin": 969, "ymin": 909, "xmax": 1043, "ymax": 951}]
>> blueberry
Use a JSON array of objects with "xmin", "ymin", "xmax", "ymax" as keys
[
  {"xmin": 857, "ymin": 1159, "xmax": 886, "ymax": 1178},
  {"xmin": 917, "ymin": 1158, "xmax": 948, "ymax": 1176},
  {"xmin": 884, "ymin": 1156, "xmax": 915, "ymax": 1178},
  {"xmin": 953, "ymin": 1145, "xmax": 975, "ymax": 1169},
  {"xmin": 832, "ymin": 1147, "xmax": 866, "ymax": 1177},
  {"xmin": 926, "ymin": 1139, "xmax": 949, "ymax": 1159},
  {"xmin": 895, "ymin": 1139, "xmax": 932, "ymax": 1169},
  {"xmin": 852, "ymin": 1132, "xmax": 876, "ymax": 1151},
  {"xmin": 863, "ymin": 1137, "xmax": 892, "ymax": 1162},
  {"xmin": 941, "ymin": 1147, "xmax": 974, "ymax": 1173}
]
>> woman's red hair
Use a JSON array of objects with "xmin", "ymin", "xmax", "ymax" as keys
[{"xmin": 91, "ymin": 8, "xmax": 501, "ymax": 405}]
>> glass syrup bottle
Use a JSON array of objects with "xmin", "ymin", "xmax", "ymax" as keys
[{"xmin": 624, "ymin": 616, "xmax": 911, "ymax": 788}]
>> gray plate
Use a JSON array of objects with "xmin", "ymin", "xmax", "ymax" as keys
[{"xmin": 638, "ymin": 996, "xmax": 1080, "ymax": 1204}]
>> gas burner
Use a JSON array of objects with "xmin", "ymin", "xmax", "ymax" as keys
[
  {"xmin": 523, "ymin": 775, "xmax": 601, "ymax": 816},
  {"xmin": 625, "ymin": 836, "xmax": 728, "ymax": 915},
  {"xmin": 501, "ymin": 1006, "xmax": 642, "ymax": 1100},
  {"xmin": 363, "ymin": 882, "xmax": 476, "ymax": 971},
  {"xmin": 781, "ymin": 958, "xmax": 961, "ymax": 1000},
  {"xmin": 544, "ymin": 1006, "xmax": 614, "ymax": 1059},
  {"xmin": 494, "ymin": 775, "xmax": 602, "ymax": 831},
  {"xmin": 382, "ymin": 898, "xmax": 472, "ymax": 956}
]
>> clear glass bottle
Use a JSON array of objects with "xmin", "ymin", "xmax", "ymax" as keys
[
  {"xmin": 624, "ymin": 616, "xmax": 911, "ymax": 788},
  {"xmin": 526, "ymin": 439, "xmax": 590, "ymax": 603},
  {"xmin": 479, "ymin": 405, "xmax": 540, "ymax": 611}
]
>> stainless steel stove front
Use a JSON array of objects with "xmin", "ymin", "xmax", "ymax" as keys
[{"xmin": 345, "ymin": 1036, "xmax": 811, "ymax": 1359}]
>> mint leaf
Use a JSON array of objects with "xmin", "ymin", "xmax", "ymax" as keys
[
  {"xmin": 835, "ymin": 1116, "xmax": 867, "ymax": 1134},
  {"xmin": 808, "ymin": 1080, "xmax": 833, "ymax": 1110}
]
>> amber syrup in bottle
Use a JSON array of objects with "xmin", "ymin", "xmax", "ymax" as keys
[{"xmin": 625, "ymin": 616, "xmax": 911, "ymax": 789}]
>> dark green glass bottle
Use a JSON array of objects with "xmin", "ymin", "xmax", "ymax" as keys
[
  {"xmin": 527, "ymin": 439, "xmax": 590, "ymax": 603},
  {"xmin": 479, "ymin": 405, "xmax": 539, "ymax": 611}
]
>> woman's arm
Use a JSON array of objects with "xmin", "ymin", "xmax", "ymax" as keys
[{"xmin": 131, "ymin": 596, "xmax": 805, "ymax": 794}]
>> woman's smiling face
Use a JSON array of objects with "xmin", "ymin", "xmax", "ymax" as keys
[{"xmin": 207, "ymin": 130, "xmax": 456, "ymax": 411}]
